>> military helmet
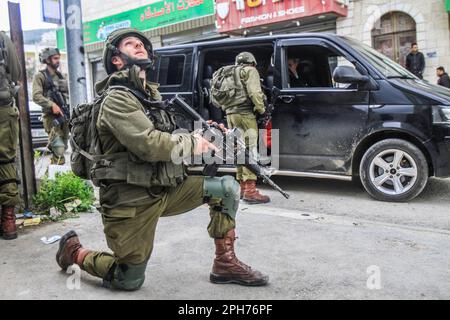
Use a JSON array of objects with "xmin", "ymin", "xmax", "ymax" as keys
[
  {"xmin": 102, "ymin": 28, "xmax": 153, "ymax": 75},
  {"xmin": 39, "ymin": 48, "xmax": 60, "ymax": 64},
  {"xmin": 236, "ymin": 52, "xmax": 257, "ymax": 66}
]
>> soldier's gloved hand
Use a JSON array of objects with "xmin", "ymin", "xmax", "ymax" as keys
[
  {"xmin": 193, "ymin": 133, "xmax": 219, "ymax": 155},
  {"xmin": 52, "ymin": 103, "xmax": 63, "ymax": 116}
]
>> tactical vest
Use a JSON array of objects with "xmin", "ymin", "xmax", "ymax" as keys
[
  {"xmin": 71, "ymin": 85, "xmax": 186, "ymax": 190},
  {"xmin": 211, "ymin": 65, "xmax": 253, "ymax": 115},
  {"xmin": 40, "ymin": 69, "xmax": 69, "ymax": 106},
  {"xmin": 0, "ymin": 34, "xmax": 14, "ymax": 106}
]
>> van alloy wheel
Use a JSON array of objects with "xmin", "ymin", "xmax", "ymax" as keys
[
  {"xmin": 369, "ymin": 149, "xmax": 418, "ymax": 196},
  {"xmin": 359, "ymin": 139, "xmax": 429, "ymax": 202}
]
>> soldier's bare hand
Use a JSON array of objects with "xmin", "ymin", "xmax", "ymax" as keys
[
  {"xmin": 52, "ymin": 104, "xmax": 63, "ymax": 116},
  {"xmin": 206, "ymin": 120, "xmax": 228, "ymax": 133},
  {"xmin": 193, "ymin": 133, "xmax": 219, "ymax": 155}
]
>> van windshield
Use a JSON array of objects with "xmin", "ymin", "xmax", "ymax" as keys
[{"xmin": 344, "ymin": 38, "xmax": 417, "ymax": 79}]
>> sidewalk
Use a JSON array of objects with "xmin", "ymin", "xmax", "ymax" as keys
[{"xmin": 1, "ymin": 203, "xmax": 449, "ymax": 300}]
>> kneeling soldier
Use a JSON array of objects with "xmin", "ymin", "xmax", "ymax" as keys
[{"xmin": 56, "ymin": 28, "xmax": 269, "ymax": 291}]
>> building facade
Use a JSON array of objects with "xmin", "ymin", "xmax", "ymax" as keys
[
  {"xmin": 336, "ymin": 0, "xmax": 450, "ymax": 82},
  {"xmin": 67, "ymin": 0, "xmax": 450, "ymax": 92}
]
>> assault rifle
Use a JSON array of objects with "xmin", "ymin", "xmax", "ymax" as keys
[{"xmin": 168, "ymin": 95, "xmax": 290, "ymax": 200}]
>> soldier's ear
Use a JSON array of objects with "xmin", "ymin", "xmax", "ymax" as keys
[{"xmin": 111, "ymin": 55, "xmax": 124, "ymax": 70}]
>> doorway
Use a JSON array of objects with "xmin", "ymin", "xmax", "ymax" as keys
[{"xmin": 372, "ymin": 11, "xmax": 417, "ymax": 67}]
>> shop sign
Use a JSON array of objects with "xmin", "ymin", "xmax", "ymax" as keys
[{"xmin": 216, "ymin": 0, "xmax": 348, "ymax": 33}]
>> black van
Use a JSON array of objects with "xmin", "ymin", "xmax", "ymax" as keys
[{"xmin": 149, "ymin": 33, "xmax": 450, "ymax": 202}]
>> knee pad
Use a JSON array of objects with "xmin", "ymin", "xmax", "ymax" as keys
[
  {"xmin": 51, "ymin": 136, "xmax": 66, "ymax": 157},
  {"xmin": 104, "ymin": 262, "xmax": 147, "ymax": 291},
  {"xmin": 204, "ymin": 176, "xmax": 240, "ymax": 219}
]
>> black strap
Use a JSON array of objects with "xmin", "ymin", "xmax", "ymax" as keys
[
  {"xmin": 0, "ymin": 158, "xmax": 15, "ymax": 165},
  {"xmin": 102, "ymin": 263, "xmax": 117, "ymax": 289},
  {"xmin": 0, "ymin": 179, "xmax": 19, "ymax": 187}
]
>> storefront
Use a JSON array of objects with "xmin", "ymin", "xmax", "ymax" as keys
[
  {"xmin": 215, "ymin": 0, "xmax": 349, "ymax": 36},
  {"xmin": 57, "ymin": 0, "xmax": 219, "ymax": 98}
]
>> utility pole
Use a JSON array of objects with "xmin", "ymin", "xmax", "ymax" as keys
[
  {"xmin": 8, "ymin": 2, "xmax": 37, "ymax": 209},
  {"xmin": 63, "ymin": 0, "xmax": 87, "ymax": 109}
]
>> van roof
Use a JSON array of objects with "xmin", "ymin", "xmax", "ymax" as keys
[{"xmin": 155, "ymin": 33, "xmax": 347, "ymax": 51}]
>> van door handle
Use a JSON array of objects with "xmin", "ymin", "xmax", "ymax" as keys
[{"xmin": 278, "ymin": 95, "xmax": 295, "ymax": 104}]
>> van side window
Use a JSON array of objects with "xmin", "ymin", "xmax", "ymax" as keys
[
  {"xmin": 285, "ymin": 45, "xmax": 357, "ymax": 89},
  {"xmin": 158, "ymin": 55, "xmax": 185, "ymax": 86}
]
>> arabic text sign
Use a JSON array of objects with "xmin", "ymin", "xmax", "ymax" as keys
[{"xmin": 83, "ymin": 0, "xmax": 214, "ymax": 45}]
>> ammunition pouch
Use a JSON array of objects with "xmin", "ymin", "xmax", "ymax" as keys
[{"xmin": 90, "ymin": 152, "xmax": 186, "ymax": 189}]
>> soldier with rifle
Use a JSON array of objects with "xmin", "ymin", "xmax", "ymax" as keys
[{"xmin": 32, "ymin": 47, "xmax": 70, "ymax": 165}]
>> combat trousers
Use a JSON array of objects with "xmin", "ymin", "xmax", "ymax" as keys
[
  {"xmin": 82, "ymin": 176, "xmax": 235, "ymax": 289},
  {"xmin": 0, "ymin": 105, "xmax": 20, "ymax": 206},
  {"xmin": 227, "ymin": 113, "xmax": 258, "ymax": 181},
  {"xmin": 43, "ymin": 115, "xmax": 69, "ymax": 164}
]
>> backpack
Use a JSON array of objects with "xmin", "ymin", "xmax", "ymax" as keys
[
  {"xmin": 70, "ymin": 85, "xmax": 175, "ymax": 180},
  {"xmin": 210, "ymin": 65, "xmax": 249, "ymax": 110},
  {"xmin": 0, "ymin": 33, "xmax": 13, "ymax": 104},
  {"xmin": 70, "ymin": 85, "xmax": 132, "ymax": 179}
]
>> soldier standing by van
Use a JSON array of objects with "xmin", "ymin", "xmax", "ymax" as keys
[
  {"xmin": 56, "ymin": 28, "xmax": 268, "ymax": 291},
  {"xmin": 32, "ymin": 48, "xmax": 70, "ymax": 165},
  {"xmin": 0, "ymin": 31, "xmax": 21, "ymax": 240},
  {"xmin": 212, "ymin": 52, "xmax": 271, "ymax": 204}
]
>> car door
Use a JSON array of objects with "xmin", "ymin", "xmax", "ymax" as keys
[
  {"xmin": 272, "ymin": 38, "xmax": 370, "ymax": 175},
  {"xmin": 150, "ymin": 47, "xmax": 196, "ymax": 130}
]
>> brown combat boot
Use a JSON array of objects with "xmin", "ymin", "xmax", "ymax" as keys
[
  {"xmin": 1, "ymin": 206, "xmax": 17, "ymax": 240},
  {"xmin": 211, "ymin": 229, "xmax": 269, "ymax": 286},
  {"xmin": 243, "ymin": 180, "xmax": 271, "ymax": 204},
  {"xmin": 56, "ymin": 230, "xmax": 91, "ymax": 271}
]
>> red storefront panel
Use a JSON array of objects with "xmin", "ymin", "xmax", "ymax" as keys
[{"xmin": 216, "ymin": 0, "xmax": 348, "ymax": 33}]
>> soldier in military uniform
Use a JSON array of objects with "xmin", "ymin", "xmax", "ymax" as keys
[
  {"xmin": 32, "ymin": 48, "xmax": 69, "ymax": 165},
  {"xmin": 55, "ymin": 28, "xmax": 268, "ymax": 291},
  {"xmin": 226, "ymin": 52, "xmax": 271, "ymax": 204},
  {"xmin": 0, "ymin": 31, "xmax": 21, "ymax": 240}
]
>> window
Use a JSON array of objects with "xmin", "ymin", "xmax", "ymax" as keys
[
  {"xmin": 158, "ymin": 55, "xmax": 185, "ymax": 86},
  {"xmin": 284, "ymin": 45, "xmax": 358, "ymax": 89}
]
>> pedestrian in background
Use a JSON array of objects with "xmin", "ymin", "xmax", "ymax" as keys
[
  {"xmin": 406, "ymin": 43, "xmax": 425, "ymax": 79},
  {"xmin": 436, "ymin": 66, "xmax": 450, "ymax": 88}
]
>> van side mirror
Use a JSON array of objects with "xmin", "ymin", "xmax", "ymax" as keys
[{"xmin": 333, "ymin": 66, "xmax": 369, "ymax": 84}]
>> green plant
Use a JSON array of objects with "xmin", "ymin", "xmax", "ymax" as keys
[
  {"xmin": 33, "ymin": 172, "xmax": 95, "ymax": 215},
  {"xmin": 34, "ymin": 150, "xmax": 42, "ymax": 160}
]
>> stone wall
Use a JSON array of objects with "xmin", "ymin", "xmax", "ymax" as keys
[{"xmin": 337, "ymin": 0, "xmax": 450, "ymax": 83}]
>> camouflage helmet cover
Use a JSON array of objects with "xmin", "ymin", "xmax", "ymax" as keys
[
  {"xmin": 235, "ymin": 52, "xmax": 257, "ymax": 66},
  {"xmin": 39, "ymin": 47, "xmax": 61, "ymax": 64},
  {"xmin": 102, "ymin": 28, "xmax": 153, "ymax": 74}
]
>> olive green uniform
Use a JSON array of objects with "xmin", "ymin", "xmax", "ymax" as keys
[
  {"xmin": 0, "ymin": 31, "xmax": 21, "ymax": 207},
  {"xmin": 32, "ymin": 69, "xmax": 69, "ymax": 164},
  {"xmin": 81, "ymin": 67, "xmax": 236, "ymax": 290},
  {"xmin": 226, "ymin": 66, "xmax": 266, "ymax": 182}
]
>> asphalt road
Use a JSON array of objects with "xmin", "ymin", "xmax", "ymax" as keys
[{"xmin": 0, "ymin": 176, "xmax": 449, "ymax": 300}]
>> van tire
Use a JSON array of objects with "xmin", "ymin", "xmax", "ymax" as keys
[{"xmin": 359, "ymin": 139, "xmax": 428, "ymax": 202}]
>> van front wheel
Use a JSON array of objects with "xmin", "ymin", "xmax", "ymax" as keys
[{"xmin": 359, "ymin": 139, "xmax": 429, "ymax": 202}]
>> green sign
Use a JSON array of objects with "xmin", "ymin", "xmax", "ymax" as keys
[
  {"xmin": 57, "ymin": 0, "xmax": 214, "ymax": 49},
  {"xmin": 447, "ymin": 0, "xmax": 450, "ymax": 12}
]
